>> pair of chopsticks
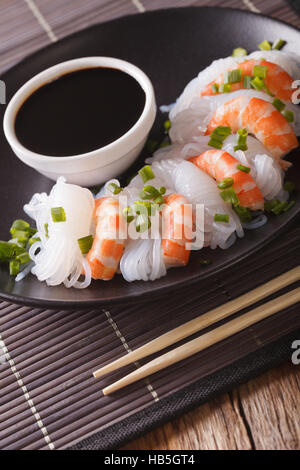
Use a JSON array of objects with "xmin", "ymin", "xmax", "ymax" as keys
[{"xmin": 93, "ymin": 266, "xmax": 300, "ymax": 395}]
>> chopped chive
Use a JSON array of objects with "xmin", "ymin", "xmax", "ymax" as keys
[
  {"xmin": 253, "ymin": 65, "xmax": 268, "ymax": 79},
  {"xmin": 272, "ymin": 38, "xmax": 286, "ymax": 50},
  {"xmin": 224, "ymin": 69, "xmax": 242, "ymax": 84},
  {"xmin": 220, "ymin": 188, "xmax": 240, "ymax": 207},
  {"xmin": 164, "ymin": 120, "xmax": 171, "ymax": 131},
  {"xmin": 214, "ymin": 213, "xmax": 229, "ymax": 223},
  {"xmin": 217, "ymin": 178, "xmax": 234, "ymax": 190},
  {"xmin": 138, "ymin": 165, "xmax": 155, "ymax": 183},
  {"xmin": 134, "ymin": 200, "xmax": 153, "ymax": 216},
  {"xmin": 251, "ymin": 76, "xmax": 264, "ymax": 91},
  {"xmin": 199, "ymin": 259, "xmax": 212, "ymax": 266},
  {"xmin": 232, "ymin": 47, "xmax": 248, "ymax": 58},
  {"xmin": 264, "ymin": 199, "xmax": 280, "ymax": 212},
  {"xmin": 9, "ymin": 260, "xmax": 20, "ymax": 276},
  {"xmin": 77, "ymin": 235, "xmax": 93, "ymax": 254},
  {"xmin": 234, "ymin": 128, "xmax": 248, "ymax": 152},
  {"xmin": 219, "ymin": 83, "xmax": 231, "ymax": 93},
  {"xmin": 237, "ymin": 164, "xmax": 251, "ymax": 173},
  {"xmin": 272, "ymin": 201, "xmax": 288, "ymax": 215},
  {"xmin": 272, "ymin": 98, "xmax": 286, "ymax": 112},
  {"xmin": 10, "ymin": 220, "xmax": 30, "ymax": 232},
  {"xmin": 160, "ymin": 186, "xmax": 166, "ymax": 195},
  {"xmin": 0, "ymin": 241, "xmax": 15, "ymax": 262},
  {"xmin": 283, "ymin": 181, "xmax": 295, "ymax": 193},
  {"xmin": 208, "ymin": 139, "xmax": 223, "ymax": 149},
  {"xmin": 243, "ymin": 75, "xmax": 252, "ymax": 89},
  {"xmin": 123, "ymin": 206, "xmax": 135, "ymax": 223},
  {"xmin": 135, "ymin": 214, "xmax": 151, "ymax": 233},
  {"xmin": 211, "ymin": 83, "xmax": 219, "ymax": 94},
  {"xmin": 51, "ymin": 207, "xmax": 66, "ymax": 223},
  {"xmin": 16, "ymin": 252, "xmax": 31, "ymax": 265},
  {"xmin": 28, "ymin": 237, "xmax": 41, "ymax": 247},
  {"xmin": 233, "ymin": 205, "xmax": 252, "ymax": 223},
  {"xmin": 208, "ymin": 126, "xmax": 231, "ymax": 149},
  {"xmin": 283, "ymin": 200, "xmax": 295, "ymax": 212},
  {"xmin": 139, "ymin": 190, "xmax": 149, "ymax": 200},
  {"xmin": 143, "ymin": 185, "xmax": 161, "ymax": 198},
  {"xmin": 44, "ymin": 223, "xmax": 49, "ymax": 238},
  {"xmin": 107, "ymin": 182, "xmax": 123, "ymax": 195},
  {"xmin": 154, "ymin": 196, "xmax": 165, "ymax": 206},
  {"xmin": 282, "ymin": 110, "xmax": 294, "ymax": 123},
  {"xmin": 258, "ymin": 40, "xmax": 272, "ymax": 51},
  {"xmin": 10, "ymin": 229, "xmax": 30, "ymax": 240}
]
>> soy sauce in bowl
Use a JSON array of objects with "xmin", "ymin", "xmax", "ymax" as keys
[{"xmin": 15, "ymin": 67, "xmax": 146, "ymax": 157}]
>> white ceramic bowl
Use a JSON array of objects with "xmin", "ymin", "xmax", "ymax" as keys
[{"xmin": 3, "ymin": 57, "xmax": 156, "ymax": 186}]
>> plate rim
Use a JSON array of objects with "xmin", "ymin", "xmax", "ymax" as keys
[{"xmin": 0, "ymin": 5, "xmax": 299, "ymax": 308}]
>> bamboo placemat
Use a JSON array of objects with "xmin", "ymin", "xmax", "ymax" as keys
[{"xmin": 0, "ymin": 0, "xmax": 300, "ymax": 451}]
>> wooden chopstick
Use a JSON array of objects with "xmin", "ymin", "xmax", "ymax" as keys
[
  {"xmin": 102, "ymin": 287, "xmax": 300, "ymax": 395},
  {"xmin": 93, "ymin": 266, "xmax": 300, "ymax": 379}
]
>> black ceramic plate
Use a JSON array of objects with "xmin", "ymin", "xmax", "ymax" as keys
[{"xmin": 0, "ymin": 7, "xmax": 299, "ymax": 307}]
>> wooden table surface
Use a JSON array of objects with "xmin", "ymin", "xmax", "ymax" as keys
[
  {"xmin": 0, "ymin": 0, "xmax": 300, "ymax": 451},
  {"xmin": 123, "ymin": 362, "xmax": 300, "ymax": 450}
]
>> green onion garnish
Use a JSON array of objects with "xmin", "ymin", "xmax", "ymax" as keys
[
  {"xmin": 142, "ymin": 185, "xmax": 161, "ymax": 198},
  {"xmin": 107, "ymin": 182, "xmax": 123, "ymax": 195},
  {"xmin": 16, "ymin": 251, "xmax": 31, "ymax": 265},
  {"xmin": 217, "ymin": 178, "xmax": 234, "ymax": 190},
  {"xmin": 0, "ymin": 241, "xmax": 15, "ymax": 262},
  {"xmin": 28, "ymin": 237, "xmax": 41, "ymax": 247},
  {"xmin": 138, "ymin": 165, "xmax": 155, "ymax": 183},
  {"xmin": 135, "ymin": 214, "xmax": 151, "ymax": 233},
  {"xmin": 272, "ymin": 98, "xmax": 285, "ymax": 112},
  {"xmin": 237, "ymin": 164, "xmax": 251, "ymax": 173},
  {"xmin": 283, "ymin": 200, "xmax": 295, "ymax": 212},
  {"xmin": 234, "ymin": 128, "xmax": 249, "ymax": 152},
  {"xmin": 233, "ymin": 205, "xmax": 252, "ymax": 223},
  {"xmin": 271, "ymin": 201, "xmax": 288, "ymax": 215},
  {"xmin": 258, "ymin": 40, "xmax": 272, "ymax": 51},
  {"xmin": 77, "ymin": 235, "xmax": 93, "ymax": 254},
  {"xmin": 10, "ymin": 229, "xmax": 30, "ymax": 240},
  {"xmin": 243, "ymin": 76, "xmax": 252, "ymax": 89},
  {"xmin": 164, "ymin": 120, "xmax": 171, "ymax": 131},
  {"xmin": 232, "ymin": 48, "xmax": 248, "ymax": 58},
  {"xmin": 282, "ymin": 110, "xmax": 294, "ymax": 123},
  {"xmin": 220, "ymin": 188, "xmax": 240, "ymax": 207},
  {"xmin": 283, "ymin": 181, "xmax": 295, "ymax": 193},
  {"xmin": 253, "ymin": 65, "xmax": 268, "ymax": 79},
  {"xmin": 44, "ymin": 223, "xmax": 49, "ymax": 238},
  {"xmin": 208, "ymin": 126, "xmax": 232, "ymax": 149},
  {"xmin": 123, "ymin": 207, "xmax": 135, "ymax": 223},
  {"xmin": 10, "ymin": 220, "xmax": 30, "ymax": 232},
  {"xmin": 9, "ymin": 260, "xmax": 20, "ymax": 276},
  {"xmin": 211, "ymin": 83, "xmax": 219, "ymax": 94},
  {"xmin": 154, "ymin": 196, "xmax": 165, "ymax": 206},
  {"xmin": 208, "ymin": 139, "xmax": 223, "ymax": 150},
  {"xmin": 264, "ymin": 200, "xmax": 280, "ymax": 212},
  {"xmin": 214, "ymin": 214, "xmax": 229, "ymax": 223},
  {"xmin": 159, "ymin": 187, "xmax": 166, "ymax": 195},
  {"xmin": 272, "ymin": 38, "xmax": 286, "ymax": 50},
  {"xmin": 134, "ymin": 200, "xmax": 153, "ymax": 216},
  {"xmin": 251, "ymin": 76, "xmax": 265, "ymax": 91},
  {"xmin": 51, "ymin": 207, "xmax": 66, "ymax": 223},
  {"xmin": 219, "ymin": 83, "xmax": 231, "ymax": 93},
  {"xmin": 224, "ymin": 69, "xmax": 242, "ymax": 84}
]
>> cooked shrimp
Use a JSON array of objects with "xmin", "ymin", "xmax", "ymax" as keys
[
  {"xmin": 162, "ymin": 194, "xmax": 192, "ymax": 268},
  {"xmin": 205, "ymin": 96, "xmax": 298, "ymax": 164},
  {"xmin": 87, "ymin": 197, "xmax": 126, "ymax": 280},
  {"xmin": 201, "ymin": 59, "xmax": 294, "ymax": 102},
  {"xmin": 189, "ymin": 150, "xmax": 264, "ymax": 210}
]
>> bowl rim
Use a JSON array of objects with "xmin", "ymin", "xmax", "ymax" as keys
[{"xmin": 3, "ymin": 56, "xmax": 156, "ymax": 166}]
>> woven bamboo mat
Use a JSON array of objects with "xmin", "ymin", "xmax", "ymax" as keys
[{"xmin": 0, "ymin": 0, "xmax": 300, "ymax": 451}]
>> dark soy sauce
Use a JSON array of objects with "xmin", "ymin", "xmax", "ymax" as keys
[{"xmin": 15, "ymin": 67, "xmax": 146, "ymax": 157}]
